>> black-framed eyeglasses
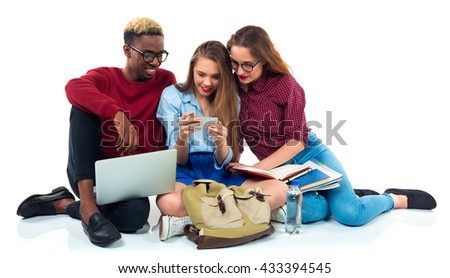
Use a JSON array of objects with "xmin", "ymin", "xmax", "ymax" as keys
[
  {"xmin": 128, "ymin": 45, "xmax": 169, "ymax": 63},
  {"xmin": 230, "ymin": 59, "xmax": 260, "ymax": 73}
]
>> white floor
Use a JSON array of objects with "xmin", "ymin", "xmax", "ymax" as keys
[{"xmin": 4, "ymin": 157, "xmax": 449, "ymax": 278}]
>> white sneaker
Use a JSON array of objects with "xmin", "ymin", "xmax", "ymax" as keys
[
  {"xmin": 270, "ymin": 204, "xmax": 286, "ymax": 223},
  {"xmin": 159, "ymin": 215, "xmax": 192, "ymax": 241}
]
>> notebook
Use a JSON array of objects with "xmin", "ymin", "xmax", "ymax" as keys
[{"xmin": 94, "ymin": 149, "xmax": 177, "ymax": 205}]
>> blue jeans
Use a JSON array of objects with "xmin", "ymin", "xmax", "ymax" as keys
[{"xmin": 286, "ymin": 132, "xmax": 394, "ymax": 226}]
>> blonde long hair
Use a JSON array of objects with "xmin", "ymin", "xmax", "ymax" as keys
[{"xmin": 176, "ymin": 41, "xmax": 241, "ymax": 161}]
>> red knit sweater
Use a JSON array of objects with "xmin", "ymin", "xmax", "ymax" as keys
[{"xmin": 66, "ymin": 67, "xmax": 176, "ymax": 158}]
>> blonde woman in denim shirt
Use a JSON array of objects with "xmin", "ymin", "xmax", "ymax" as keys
[{"xmin": 156, "ymin": 40, "xmax": 289, "ymax": 241}]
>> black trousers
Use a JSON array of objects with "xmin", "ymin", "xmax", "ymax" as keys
[{"xmin": 66, "ymin": 106, "xmax": 150, "ymax": 232}]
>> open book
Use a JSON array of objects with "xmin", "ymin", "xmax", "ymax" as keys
[{"xmin": 231, "ymin": 164, "xmax": 311, "ymax": 182}]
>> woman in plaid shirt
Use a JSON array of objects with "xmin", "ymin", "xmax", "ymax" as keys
[{"xmin": 227, "ymin": 25, "xmax": 436, "ymax": 227}]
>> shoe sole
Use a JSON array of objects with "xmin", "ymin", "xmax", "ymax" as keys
[
  {"xmin": 16, "ymin": 186, "xmax": 71, "ymax": 217},
  {"xmin": 159, "ymin": 216, "xmax": 170, "ymax": 241},
  {"xmin": 93, "ymin": 235, "xmax": 121, "ymax": 247}
]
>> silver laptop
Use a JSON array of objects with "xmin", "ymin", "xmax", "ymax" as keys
[{"xmin": 94, "ymin": 149, "xmax": 177, "ymax": 205}]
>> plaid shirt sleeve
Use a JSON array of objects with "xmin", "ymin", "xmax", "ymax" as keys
[
  {"xmin": 239, "ymin": 72, "xmax": 309, "ymax": 160},
  {"xmin": 277, "ymin": 75, "xmax": 308, "ymax": 146}
]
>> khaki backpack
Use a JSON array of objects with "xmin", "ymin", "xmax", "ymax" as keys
[{"xmin": 181, "ymin": 179, "xmax": 274, "ymax": 249}]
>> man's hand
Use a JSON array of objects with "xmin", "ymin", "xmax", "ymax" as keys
[{"xmin": 113, "ymin": 110, "xmax": 138, "ymax": 156}]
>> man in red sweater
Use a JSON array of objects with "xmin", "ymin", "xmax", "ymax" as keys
[{"xmin": 16, "ymin": 17, "xmax": 176, "ymax": 247}]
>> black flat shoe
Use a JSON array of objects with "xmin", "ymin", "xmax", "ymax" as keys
[
  {"xmin": 385, "ymin": 188, "xmax": 437, "ymax": 210},
  {"xmin": 82, "ymin": 212, "xmax": 121, "ymax": 247},
  {"xmin": 354, "ymin": 189, "xmax": 379, "ymax": 197},
  {"xmin": 17, "ymin": 186, "xmax": 75, "ymax": 218}
]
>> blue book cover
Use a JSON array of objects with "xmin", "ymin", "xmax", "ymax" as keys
[{"xmin": 293, "ymin": 168, "xmax": 330, "ymax": 187}]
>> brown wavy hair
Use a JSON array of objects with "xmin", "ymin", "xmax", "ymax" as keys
[
  {"xmin": 176, "ymin": 41, "xmax": 241, "ymax": 161},
  {"xmin": 227, "ymin": 25, "xmax": 291, "ymax": 74}
]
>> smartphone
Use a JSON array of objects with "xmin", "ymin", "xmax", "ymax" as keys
[{"xmin": 198, "ymin": 116, "xmax": 218, "ymax": 129}]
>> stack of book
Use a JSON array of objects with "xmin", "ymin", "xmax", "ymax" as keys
[
  {"xmin": 294, "ymin": 159, "xmax": 342, "ymax": 192},
  {"xmin": 231, "ymin": 158, "xmax": 342, "ymax": 192}
]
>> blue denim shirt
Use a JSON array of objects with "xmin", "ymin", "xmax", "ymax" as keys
[{"xmin": 156, "ymin": 84, "xmax": 233, "ymax": 169}]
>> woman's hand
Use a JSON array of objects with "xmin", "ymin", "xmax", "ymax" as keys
[
  {"xmin": 177, "ymin": 112, "xmax": 201, "ymax": 145},
  {"xmin": 208, "ymin": 121, "xmax": 228, "ymax": 147},
  {"xmin": 209, "ymin": 121, "xmax": 230, "ymax": 165},
  {"xmin": 227, "ymin": 161, "xmax": 247, "ymax": 174}
]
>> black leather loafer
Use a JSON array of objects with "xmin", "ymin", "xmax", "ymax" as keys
[
  {"xmin": 354, "ymin": 189, "xmax": 379, "ymax": 197},
  {"xmin": 82, "ymin": 212, "xmax": 121, "ymax": 247},
  {"xmin": 17, "ymin": 186, "xmax": 75, "ymax": 218},
  {"xmin": 385, "ymin": 188, "xmax": 437, "ymax": 210}
]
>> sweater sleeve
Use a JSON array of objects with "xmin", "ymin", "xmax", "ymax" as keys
[{"xmin": 65, "ymin": 68, "xmax": 122, "ymax": 120}]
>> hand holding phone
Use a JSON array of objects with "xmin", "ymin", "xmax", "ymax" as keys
[{"xmin": 198, "ymin": 116, "xmax": 218, "ymax": 129}]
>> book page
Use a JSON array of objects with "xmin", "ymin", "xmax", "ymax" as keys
[
  {"xmin": 231, "ymin": 165, "xmax": 277, "ymax": 179},
  {"xmin": 269, "ymin": 164, "xmax": 311, "ymax": 180}
]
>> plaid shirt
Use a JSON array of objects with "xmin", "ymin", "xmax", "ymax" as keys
[{"xmin": 238, "ymin": 70, "xmax": 308, "ymax": 161}]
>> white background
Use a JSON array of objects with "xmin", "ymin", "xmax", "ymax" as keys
[{"xmin": 1, "ymin": 0, "xmax": 449, "ymax": 277}]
